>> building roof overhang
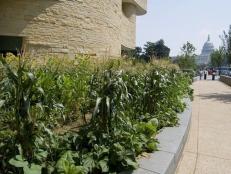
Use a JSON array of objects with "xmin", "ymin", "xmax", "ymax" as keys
[{"xmin": 122, "ymin": 0, "xmax": 147, "ymax": 15}]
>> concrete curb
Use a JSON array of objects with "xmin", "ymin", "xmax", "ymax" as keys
[
  {"xmin": 220, "ymin": 75, "xmax": 231, "ymax": 86},
  {"xmin": 122, "ymin": 99, "xmax": 192, "ymax": 174},
  {"xmin": 193, "ymin": 76, "xmax": 199, "ymax": 82}
]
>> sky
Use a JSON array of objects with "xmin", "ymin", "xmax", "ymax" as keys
[{"xmin": 136, "ymin": 0, "xmax": 231, "ymax": 56}]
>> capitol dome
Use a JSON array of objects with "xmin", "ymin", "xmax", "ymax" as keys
[
  {"xmin": 201, "ymin": 35, "xmax": 215, "ymax": 55},
  {"xmin": 197, "ymin": 35, "xmax": 215, "ymax": 65}
]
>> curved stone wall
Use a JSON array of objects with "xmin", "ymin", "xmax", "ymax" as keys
[
  {"xmin": 220, "ymin": 75, "xmax": 231, "ymax": 86},
  {"xmin": 122, "ymin": 0, "xmax": 147, "ymax": 15},
  {"xmin": 121, "ymin": 3, "xmax": 137, "ymax": 49},
  {"xmin": 0, "ymin": 0, "xmax": 147, "ymax": 57}
]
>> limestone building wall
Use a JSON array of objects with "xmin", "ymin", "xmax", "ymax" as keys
[
  {"xmin": 0, "ymin": 0, "xmax": 147, "ymax": 57},
  {"xmin": 121, "ymin": 3, "xmax": 137, "ymax": 49}
]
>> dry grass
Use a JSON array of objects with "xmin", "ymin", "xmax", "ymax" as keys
[{"xmin": 2, "ymin": 53, "xmax": 179, "ymax": 73}]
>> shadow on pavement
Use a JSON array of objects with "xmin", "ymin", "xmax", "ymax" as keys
[{"xmin": 199, "ymin": 93, "xmax": 231, "ymax": 104}]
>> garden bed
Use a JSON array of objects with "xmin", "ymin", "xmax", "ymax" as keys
[{"xmin": 0, "ymin": 56, "xmax": 193, "ymax": 174}]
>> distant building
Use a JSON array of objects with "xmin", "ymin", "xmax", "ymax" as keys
[
  {"xmin": 0, "ymin": 0, "xmax": 147, "ymax": 57},
  {"xmin": 196, "ymin": 35, "xmax": 215, "ymax": 65}
]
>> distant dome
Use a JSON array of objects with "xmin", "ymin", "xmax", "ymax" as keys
[
  {"xmin": 201, "ymin": 35, "xmax": 215, "ymax": 55},
  {"xmin": 197, "ymin": 35, "xmax": 215, "ymax": 65}
]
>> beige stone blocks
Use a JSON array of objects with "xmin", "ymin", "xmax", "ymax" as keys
[{"xmin": 0, "ymin": 0, "xmax": 147, "ymax": 57}]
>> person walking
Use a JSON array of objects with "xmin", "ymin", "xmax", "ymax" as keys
[
  {"xmin": 204, "ymin": 69, "xmax": 208, "ymax": 80},
  {"xmin": 199, "ymin": 70, "xmax": 203, "ymax": 80},
  {"xmin": 212, "ymin": 69, "xmax": 216, "ymax": 80}
]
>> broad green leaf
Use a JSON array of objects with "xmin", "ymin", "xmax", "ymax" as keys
[
  {"xmin": 56, "ymin": 160, "xmax": 69, "ymax": 173},
  {"xmin": 146, "ymin": 141, "xmax": 157, "ymax": 152},
  {"xmin": 27, "ymin": 72, "xmax": 35, "ymax": 82},
  {"xmin": 56, "ymin": 151, "xmax": 75, "ymax": 166},
  {"xmin": 35, "ymin": 150, "xmax": 48, "ymax": 162},
  {"xmin": 37, "ymin": 87, "xmax": 45, "ymax": 95},
  {"xmin": 150, "ymin": 118, "xmax": 158, "ymax": 127},
  {"xmin": 0, "ymin": 100, "xmax": 5, "ymax": 108},
  {"xmin": 124, "ymin": 158, "xmax": 138, "ymax": 169},
  {"xmin": 106, "ymin": 96, "xmax": 110, "ymax": 115},
  {"xmin": 99, "ymin": 160, "xmax": 109, "ymax": 173},
  {"xmin": 23, "ymin": 164, "xmax": 42, "ymax": 174},
  {"xmin": 56, "ymin": 151, "xmax": 86, "ymax": 174},
  {"xmin": 92, "ymin": 97, "xmax": 102, "ymax": 117},
  {"xmin": 54, "ymin": 103, "xmax": 64, "ymax": 109},
  {"xmin": 83, "ymin": 156, "xmax": 95, "ymax": 173},
  {"xmin": 9, "ymin": 155, "xmax": 28, "ymax": 168},
  {"xmin": 46, "ymin": 165, "xmax": 55, "ymax": 174},
  {"xmin": 66, "ymin": 165, "xmax": 85, "ymax": 174}
]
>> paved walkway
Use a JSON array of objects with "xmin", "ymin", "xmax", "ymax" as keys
[{"xmin": 176, "ymin": 78, "xmax": 231, "ymax": 174}]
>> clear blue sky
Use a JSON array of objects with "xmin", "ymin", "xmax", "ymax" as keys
[{"xmin": 136, "ymin": 0, "xmax": 231, "ymax": 56}]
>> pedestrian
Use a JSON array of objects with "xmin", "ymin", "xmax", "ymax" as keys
[
  {"xmin": 204, "ymin": 70, "xmax": 207, "ymax": 80},
  {"xmin": 212, "ymin": 69, "xmax": 216, "ymax": 80},
  {"xmin": 199, "ymin": 70, "xmax": 203, "ymax": 80}
]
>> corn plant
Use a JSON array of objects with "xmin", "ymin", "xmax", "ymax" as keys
[
  {"xmin": 0, "ymin": 56, "xmax": 192, "ymax": 174},
  {"xmin": 0, "ymin": 56, "xmax": 44, "ymax": 162}
]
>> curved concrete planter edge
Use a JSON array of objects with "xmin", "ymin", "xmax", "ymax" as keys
[{"xmin": 121, "ymin": 98, "xmax": 192, "ymax": 174}]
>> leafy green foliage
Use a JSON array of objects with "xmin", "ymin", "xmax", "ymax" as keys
[
  {"xmin": 220, "ymin": 25, "xmax": 231, "ymax": 65},
  {"xmin": 144, "ymin": 40, "xmax": 170, "ymax": 60},
  {"xmin": 210, "ymin": 48, "xmax": 225, "ymax": 67},
  {"xmin": 0, "ymin": 56, "xmax": 192, "ymax": 174},
  {"xmin": 121, "ymin": 40, "xmax": 170, "ymax": 61},
  {"xmin": 0, "ymin": 56, "xmax": 47, "ymax": 165},
  {"xmin": 55, "ymin": 151, "xmax": 85, "ymax": 174},
  {"xmin": 174, "ymin": 42, "xmax": 197, "ymax": 72},
  {"xmin": 121, "ymin": 47, "xmax": 143, "ymax": 59},
  {"xmin": 181, "ymin": 41, "xmax": 196, "ymax": 57},
  {"xmin": 175, "ymin": 56, "xmax": 197, "ymax": 70},
  {"xmin": 9, "ymin": 155, "xmax": 42, "ymax": 174}
]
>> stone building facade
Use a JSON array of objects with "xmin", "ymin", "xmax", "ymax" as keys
[{"xmin": 0, "ymin": 0, "xmax": 147, "ymax": 57}]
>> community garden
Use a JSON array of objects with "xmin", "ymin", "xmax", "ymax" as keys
[{"xmin": 0, "ymin": 55, "xmax": 192, "ymax": 174}]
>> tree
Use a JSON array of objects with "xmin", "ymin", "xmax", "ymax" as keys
[
  {"xmin": 121, "ymin": 46, "xmax": 143, "ymax": 59},
  {"xmin": 181, "ymin": 41, "xmax": 196, "ymax": 57},
  {"xmin": 175, "ymin": 42, "xmax": 197, "ymax": 70},
  {"xmin": 175, "ymin": 56, "xmax": 197, "ymax": 70},
  {"xmin": 144, "ymin": 39, "xmax": 170, "ymax": 60},
  {"xmin": 133, "ymin": 47, "xmax": 143, "ymax": 59},
  {"xmin": 210, "ymin": 48, "xmax": 225, "ymax": 67},
  {"xmin": 220, "ymin": 25, "xmax": 231, "ymax": 65}
]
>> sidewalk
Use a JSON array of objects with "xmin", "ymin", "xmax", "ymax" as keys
[{"xmin": 175, "ymin": 78, "xmax": 231, "ymax": 174}]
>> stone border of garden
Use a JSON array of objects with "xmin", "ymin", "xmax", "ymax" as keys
[
  {"xmin": 193, "ymin": 76, "xmax": 199, "ymax": 82},
  {"xmin": 121, "ymin": 98, "xmax": 192, "ymax": 174},
  {"xmin": 220, "ymin": 75, "xmax": 231, "ymax": 86}
]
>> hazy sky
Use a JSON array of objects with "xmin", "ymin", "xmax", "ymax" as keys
[{"xmin": 136, "ymin": 0, "xmax": 231, "ymax": 56}]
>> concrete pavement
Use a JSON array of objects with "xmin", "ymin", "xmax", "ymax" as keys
[{"xmin": 175, "ymin": 78, "xmax": 231, "ymax": 174}]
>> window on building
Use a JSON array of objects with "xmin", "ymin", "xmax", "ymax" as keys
[{"xmin": 0, "ymin": 36, "xmax": 23, "ymax": 57}]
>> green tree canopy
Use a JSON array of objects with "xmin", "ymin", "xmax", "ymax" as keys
[
  {"xmin": 176, "ymin": 56, "xmax": 197, "ymax": 70},
  {"xmin": 210, "ymin": 48, "xmax": 225, "ymax": 67},
  {"xmin": 181, "ymin": 41, "xmax": 196, "ymax": 57},
  {"xmin": 220, "ymin": 25, "xmax": 231, "ymax": 65},
  {"xmin": 175, "ymin": 42, "xmax": 197, "ymax": 70},
  {"xmin": 121, "ymin": 46, "xmax": 143, "ymax": 59},
  {"xmin": 144, "ymin": 39, "xmax": 170, "ymax": 59}
]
